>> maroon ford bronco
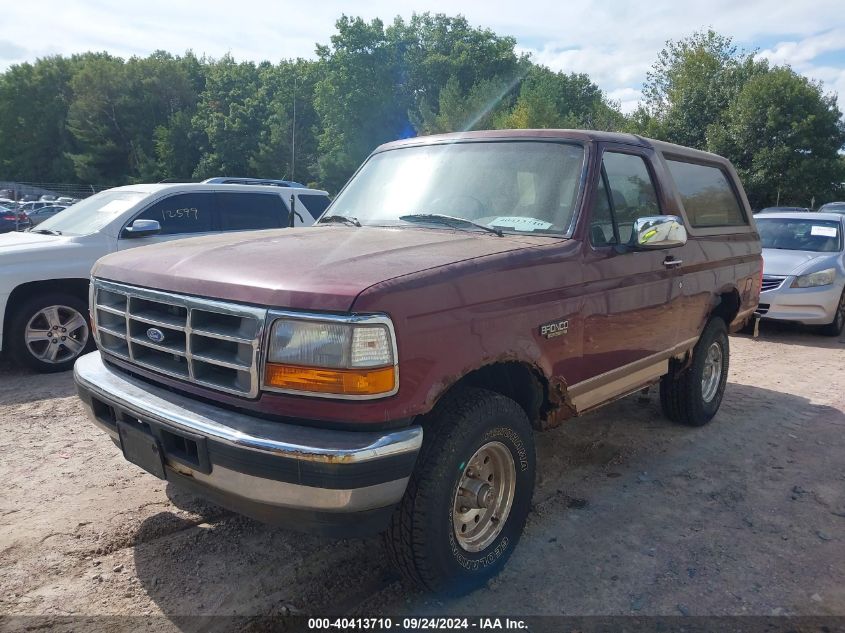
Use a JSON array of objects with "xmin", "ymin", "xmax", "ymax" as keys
[{"xmin": 75, "ymin": 130, "xmax": 761, "ymax": 594}]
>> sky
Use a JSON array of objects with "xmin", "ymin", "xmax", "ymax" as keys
[{"xmin": 2, "ymin": 0, "xmax": 844, "ymax": 114}]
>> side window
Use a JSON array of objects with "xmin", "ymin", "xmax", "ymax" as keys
[
  {"xmin": 590, "ymin": 152, "xmax": 660, "ymax": 246},
  {"xmin": 217, "ymin": 193, "xmax": 284, "ymax": 230},
  {"xmin": 133, "ymin": 193, "xmax": 215, "ymax": 235},
  {"xmin": 297, "ymin": 194, "xmax": 331, "ymax": 220},
  {"xmin": 665, "ymin": 159, "xmax": 746, "ymax": 227}
]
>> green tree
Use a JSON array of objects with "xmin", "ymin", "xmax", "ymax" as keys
[
  {"xmin": 497, "ymin": 66, "xmax": 623, "ymax": 130},
  {"xmin": 635, "ymin": 29, "xmax": 763, "ymax": 147},
  {"xmin": 707, "ymin": 67, "xmax": 845, "ymax": 208},
  {"xmin": 415, "ymin": 75, "xmax": 517, "ymax": 134},
  {"xmin": 313, "ymin": 16, "xmax": 411, "ymax": 192},
  {"xmin": 66, "ymin": 51, "xmax": 199, "ymax": 184},
  {"xmin": 191, "ymin": 56, "xmax": 265, "ymax": 178},
  {"xmin": 248, "ymin": 59, "xmax": 321, "ymax": 184},
  {"xmin": 395, "ymin": 13, "xmax": 524, "ymax": 131},
  {"xmin": 0, "ymin": 56, "xmax": 76, "ymax": 182}
]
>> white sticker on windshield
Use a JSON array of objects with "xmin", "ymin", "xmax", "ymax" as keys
[
  {"xmin": 811, "ymin": 225, "xmax": 838, "ymax": 237},
  {"xmin": 489, "ymin": 216, "xmax": 553, "ymax": 231},
  {"xmin": 98, "ymin": 199, "xmax": 136, "ymax": 214}
]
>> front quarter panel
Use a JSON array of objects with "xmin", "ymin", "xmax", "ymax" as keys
[
  {"xmin": 352, "ymin": 240, "xmax": 585, "ymax": 417},
  {"xmin": 0, "ymin": 233, "xmax": 112, "ymax": 352}
]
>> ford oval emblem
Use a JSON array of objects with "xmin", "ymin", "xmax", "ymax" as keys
[{"xmin": 146, "ymin": 327, "xmax": 165, "ymax": 344}]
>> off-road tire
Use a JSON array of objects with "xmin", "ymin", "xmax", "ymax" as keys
[
  {"xmin": 7, "ymin": 293, "xmax": 94, "ymax": 373},
  {"xmin": 660, "ymin": 317, "xmax": 729, "ymax": 426},
  {"xmin": 819, "ymin": 288, "xmax": 845, "ymax": 337},
  {"xmin": 384, "ymin": 387, "xmax": 536, "ymax": 595}
]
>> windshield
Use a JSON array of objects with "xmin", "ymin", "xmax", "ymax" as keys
[
  {"xmin": 36, "ymin": 190, "xmax": 147, "ymax": 236},
  {"xmin": 328, "ymin": 141, "xmax": 585, "ymax": 236},
  {"xmin": 757, "ymin": 218, "xmax": 842, "ymax": 253}
]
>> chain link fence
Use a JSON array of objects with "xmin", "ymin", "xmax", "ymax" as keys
[{"xmin": 0, "ymin": 181, "xmax": 104, "ymax": 203}]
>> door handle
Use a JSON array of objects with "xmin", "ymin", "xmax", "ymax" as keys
[{"xmin": 663, "ymin": 256, "xmax": 683, "ymax": 268}]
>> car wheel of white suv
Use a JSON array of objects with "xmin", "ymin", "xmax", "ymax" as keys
[{"xmin": 8, "ymin": 293, "xmax": 94, "ymax": 372}]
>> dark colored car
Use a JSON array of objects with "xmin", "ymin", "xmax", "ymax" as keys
[
  {"xmin": 0, "ymin": 208, "xmax": 29, "ymax": 233},
  {"xmin": 818, "ymin": 201, "xmax": 845, "ymax": 214},
  {"xmin": 756, "ymin": 206, "xmax": 811, "ymax": 214},
  {"xmin": 76, "ymin": 130, "xmax": 761, "ymax": 594}
]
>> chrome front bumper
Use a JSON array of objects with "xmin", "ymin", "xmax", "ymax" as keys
[{"xmin": 74, "ymin": 352, "xmax": 422, "ymax": 536}]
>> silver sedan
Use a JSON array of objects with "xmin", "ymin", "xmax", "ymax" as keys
[{"xmin": 756, "ymin": 212, "xmax": 845, "ymax": 336}]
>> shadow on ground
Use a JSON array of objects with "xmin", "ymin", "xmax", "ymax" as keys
[{"xmin": 131, "ymin": 381, "xmax": 845, "ymax": 627}]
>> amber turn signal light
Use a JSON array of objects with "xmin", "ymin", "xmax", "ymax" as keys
[{"xmin": 264, "ymin": 363, "xmax": 396, "ymax": 396}]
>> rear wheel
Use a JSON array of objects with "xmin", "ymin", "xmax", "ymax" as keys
[
  {"xmin": 660, "ymin": 317, "xmax": 729, "ymax": 426},
  {"xmin": 8, "ymin": 293, "xmax": 93, "ymax": 372},
  {"xmin": 819, "ymin": 288, "xmax": 845, "ymax": 337},
  {"xmin": 384, "ymin": 387, "xmax": 535, "ymax": 595}
]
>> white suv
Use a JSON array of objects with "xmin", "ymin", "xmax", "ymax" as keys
[{"xmin": 0, "ymin": 182, "xmax": 329, "ymax": 372}]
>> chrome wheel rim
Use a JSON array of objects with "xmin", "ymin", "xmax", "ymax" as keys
[
  {"xmin": 25, "ymin": 305, "xmax": 89, "ymax": 364},
  {"xmin": 701, "ymin": 341, "xmax": 723, "ymax": 403},
  {"xmin": 452, "ymin": 441, "xmax": 516, "ymax": 553}
]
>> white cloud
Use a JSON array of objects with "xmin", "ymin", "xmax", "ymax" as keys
[
  {"xmin": 607, "ymin": 88, "xmax": 644, "ymax": 115},
  {"xmin": 0, "ymin": 0, "xmax": 843, "ymax": 114},
  {"xmin": 758, "ymin": 28, "xmax": 845, "ymax": 66}
]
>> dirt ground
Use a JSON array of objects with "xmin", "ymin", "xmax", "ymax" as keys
[{"xmin": 1, "ymin": 322, "xmax": 843, "ymax": 632}]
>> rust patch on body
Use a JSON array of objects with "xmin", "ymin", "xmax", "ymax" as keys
[{"xmin": 537, "ymin": 376, "xmax": 577, "ymax": 430}]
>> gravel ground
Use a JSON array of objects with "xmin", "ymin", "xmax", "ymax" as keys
[{"xmin": 1, "ymin": 323, "xmax": 843, "ymax": 632}]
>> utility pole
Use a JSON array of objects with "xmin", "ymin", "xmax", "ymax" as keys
[{"xmin": 291, "ymin": 74, "xmax": 296, "ymax": 183}]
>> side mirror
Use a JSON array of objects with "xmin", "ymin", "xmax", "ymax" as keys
[
  {"xmin": 633, "ymin": 215, "xmax": 687, "ymax": 249},
  {"xmin": 123, "ymin": 219, "xmax": 161, "ymax": 239}
]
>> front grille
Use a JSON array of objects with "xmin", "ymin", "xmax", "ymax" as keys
[
  {"xmin": 756, "ymin": 303, "xmax": 770, "ymax": 315},
  {"xmin": 92, "ymin": 279, "xmax": 267, "ymax": 397},
  {"xmin": 761, "ymin": 276, "xmax": 786, "ymax": 292}
]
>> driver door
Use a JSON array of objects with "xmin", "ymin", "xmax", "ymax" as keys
[
  {"xmin": 117, "ymin": 192, "xmax": 217, "ymax": 250},
  {"xmin": 571, "ymin": 145, "xmax": 682, "ymax": 410}
]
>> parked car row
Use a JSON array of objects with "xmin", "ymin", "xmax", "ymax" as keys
[
  {"xmin": 756, "ymin": 201, "xmax": 845, "ymax": 214},
  {"xmin": 0, "ymin": 204, "xmax": 68, "ymax": 232}
]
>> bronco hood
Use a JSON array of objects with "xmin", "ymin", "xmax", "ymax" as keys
[{"xmin": 92, "ymin": 226, "xmax": 537, "ymax": 311}]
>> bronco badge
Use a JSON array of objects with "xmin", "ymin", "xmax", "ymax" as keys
[{"xmin": 539, "ymin": 319, "xmax": 569, "ymax": 339}]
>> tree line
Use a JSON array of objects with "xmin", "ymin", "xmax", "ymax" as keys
[{"xmin": 0, "ymin": 15, "xmax": 843, "ymax": 208}]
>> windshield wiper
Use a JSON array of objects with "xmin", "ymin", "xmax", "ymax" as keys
[
  {"xmin": 30, "ymin": 228, "xmax": 62, "ymax": 235},
  {"xmin": 399, "ymin": 213, "xmax": 503, "ymax": 237},
  {"xmin": 318, "ymin": 215, "xmax": 361, "ymax": 227}
]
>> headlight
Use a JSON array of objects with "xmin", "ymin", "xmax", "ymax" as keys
[
  {"xmin": 263, "ymin": 315, "xmax": 397, "ymax": 398},
  {"xmin": 791, "ymin": 268, "xmax": 836, "ymax": 288}
]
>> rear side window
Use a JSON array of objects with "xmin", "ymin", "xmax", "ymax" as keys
[
  {"xmin": 666, "ymin": 159, "xmax": 746, "ymax": 227},
  {"xmin": 217, "ymin": 193, "xmax": 284, "ymax": 230},
  {"xmin": 297, "ymin": 194, "xmax": 331, "ymax": 220},
  {"xmin": 135, "ymin": 193, "xmax": 216, "ymax": 235}
]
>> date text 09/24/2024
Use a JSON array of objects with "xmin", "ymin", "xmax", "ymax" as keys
[{"xmin": 307, "ymin": 618, "xmax": 528, "ymax": 630}]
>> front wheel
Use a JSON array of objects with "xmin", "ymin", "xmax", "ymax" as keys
[
  {"xmin": 384, "ymin": 387, "xmax": 536, "ymax": 595},
  {"xmin": 660, "ymin": 317, "xmax": 729, "ymax": 426},
  {"xmin": 7, "ymin": 293, "xmax": 94, "ymax": 372}
]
